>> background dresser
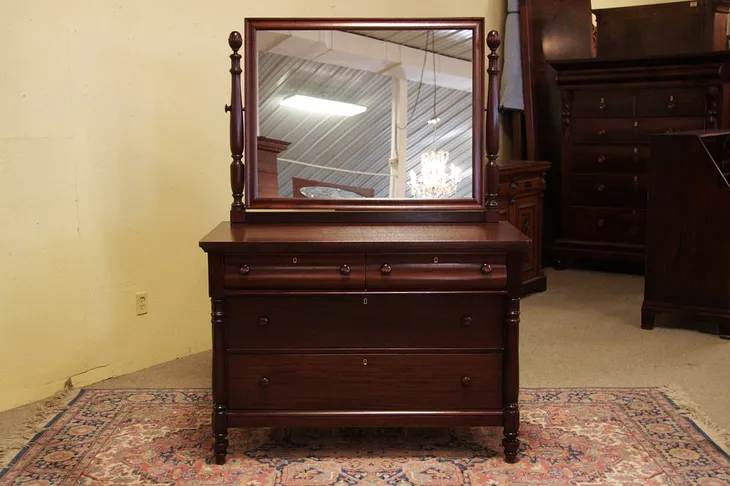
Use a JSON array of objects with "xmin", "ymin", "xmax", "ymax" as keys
[
  {"xmin": 549, "ymin": 52, "xmax": 730, "ymax": 267},
  {"xmin": 498, "ymin": 160, "xmax": 550, "ymax": 294}
]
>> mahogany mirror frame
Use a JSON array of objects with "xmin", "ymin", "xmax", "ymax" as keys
[{"xmin": 226, "ymin": 17, "xmax": 502, "ymax": 223}]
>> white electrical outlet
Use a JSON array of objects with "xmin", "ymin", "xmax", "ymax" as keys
[{"xmin": 136, "ymin": 292, "xmax": 148, "ymax": 315}]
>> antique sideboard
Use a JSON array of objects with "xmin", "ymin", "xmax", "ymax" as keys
[{"xmin": 199, "ymin": 18, "xmax": 530, "ymax": 465}]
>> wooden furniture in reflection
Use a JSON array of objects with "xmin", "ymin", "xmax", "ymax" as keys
[
  {"xmin": 594, "ymin": 0, "xmax": 730, "ymax": 59},
  {"xmin": 292, "ymin": 177, "xmax": 375, "ymax": 198},
  {"xmin": 516, "ymin": 0, "xmax": 593, "ymax": 265},
  {"xmin": 199, "ymin": 20, "xmax": 529, "ymax": 466},
  {"xmin": 549, "ymin": 52, "xmax": 730, "ymax": 267},
  {"xmin": 642, "ymin": 130, "xmax": 730, "ymax": 339},
  {"xmin": 257, "ymin": 137, "xmax": 289, "ymax": 198},
  {"xmin": 498, "ymin": 160, "xmax": 550, "ymax": 295}
]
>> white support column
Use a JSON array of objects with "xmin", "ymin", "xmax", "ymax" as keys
[{"xmin": 389, "ymin": 76, "xmax": 408, "ymax": 198}]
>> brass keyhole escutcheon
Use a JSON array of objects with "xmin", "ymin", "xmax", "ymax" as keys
[
  {"xmin": 363, "ymin": 359, "xmax": 368, "ymax": 366},
  {"xmin": 292, "ymin": 257, "xmax": 298, "ymax": 264},
  {"xmin": 634, "ymin": 121, "xmax": 639, "ymax": 127},
  {"xmin": 600, "ymin": 97, "xmax": 605, "ymax": 103},
  {"xmin": 633, "ymin": 147, "xmax": 638, "ymax": 154},
  {"xmin": 669, "ymin": 95, "xmax": 674, "ymax": 101},
  {"xmin": 433, "ymin": 257, "xmax": 439, "ymax": 264},
  {"xmin": 363, "ymin": 297, "xmax": 368, "ymax": 305}
]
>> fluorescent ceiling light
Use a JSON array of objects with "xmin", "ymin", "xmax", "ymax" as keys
[{"xmin": 279, "ymin": 95, "xmax": 367, "ymax": 117}]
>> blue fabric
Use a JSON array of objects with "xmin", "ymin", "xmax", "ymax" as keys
[{"xmin": 500, "ymin": 0, "xmax": 524, "ymax": 111}]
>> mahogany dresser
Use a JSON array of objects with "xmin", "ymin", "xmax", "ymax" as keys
[
  {"xmin": 199, "ymin": 19, "xmax": 530, "ymax": 465},
  {"xmin": 498, "ymin": 160, "xmax": 551, "ymax": 294},
  {"xmin": 549, "ymin": 52, "xmax": 730, "ymax": 267}
]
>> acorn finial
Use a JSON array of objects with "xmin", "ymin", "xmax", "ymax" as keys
[
  {"xmin": 487, "ymin": 30, "xmax": 501, "ymax": 52},
  {"xmin": 229, "ymin": 31, "xmax": 242, "ymax": 51}
]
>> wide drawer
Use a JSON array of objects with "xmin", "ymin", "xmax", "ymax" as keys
[
  {"xmin": 572, "ymin": 89, "xmax": 635, "ymax": 118},
  {"xmin": 225, "ymin": 293, "xmax": 504, "ymax": 351},
  {"xmin": 572, "ymin": 117, "xmax": 705, "ymax": 144},
  {"xmin": 227, "ymin": 353, "xmax": 503, "ymax": 411},
  {"xmin": 635, "ymin": 87, "xmax": 706, "ymax": 118},
  {"xmin": 572, "ymin": 145, "xmax": 648, "ymax": 174},
  {"xmin": 224, "ymin": 253, "xmax": 365, "ymax": 290},
  {"xmin": 366, "ymin": 253, "xmax": 507, "ymax": 290},
  {"xmin": 564, "ymin": 207, "xmax": 646, "ymax": 244},
  {"xmin": 570, "ymin": 174, "xmax": 647, "ymax": 208}
]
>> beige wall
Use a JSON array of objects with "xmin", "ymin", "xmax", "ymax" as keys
[{"xmin": 0, "ymin": 0, "xmax": 505, "ymax": 411}]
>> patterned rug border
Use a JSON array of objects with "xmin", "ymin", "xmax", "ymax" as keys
[{"xmin": 1, "ymin": 385, "xmax": 728, "ymax": 480}]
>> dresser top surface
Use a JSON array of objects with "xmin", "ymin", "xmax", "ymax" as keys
[{"xmin": 199, "ymin": 221, "xmax": 530, "ymax": 252}]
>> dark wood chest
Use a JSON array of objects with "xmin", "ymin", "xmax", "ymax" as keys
[{"xmin": 549, "ymin": 52, "xmax": 730, "ymax": 266}]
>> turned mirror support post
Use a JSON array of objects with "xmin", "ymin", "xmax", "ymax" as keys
[
  {"xmin": 227, "ymin": 31, "xmax": 245, "ymax": 223},
  {"xmin": 485, "ymin": 31, "xmax": 502, "ymax": 222}
]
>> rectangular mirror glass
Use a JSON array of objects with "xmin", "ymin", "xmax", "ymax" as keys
[{"xmin": 256, "ymin": 28, "xmax": 474, "ymax": 200}]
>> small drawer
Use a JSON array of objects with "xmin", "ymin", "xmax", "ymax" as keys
[
  {"xmin": 636, "ymin": 88, "xmax": 706, "ymax": 118},
  {"xmin": 498, "ymin": 176, "xmax": 542, "ymax": 198},
  {"xmin": 565, "ymin": 207, "xmax": 646, "ymax": 244},
  {"xmin": 570, "ymin": 174, "xmax": 647, "ymax": 208},
  {"xmin": 227, "ymin": 353, "xmax": 503, "ymax": 411},
  {"xmin": 224, "ymin": 253, "xmax": 366, "ymax": 290},
  {"xmin": 225, "ymin": 293, "xmax": 504, "ymax": 351},
  {"xmin": 572, "ymin": 145, "xmax": 648, "ymax": 174},
  {"xmin": 572, "ymin": 89, "xmax": 635, "ymax": 118},
  {"xmin": 366, "ymin": 253, "xmax": 507, "ymax": 290}
]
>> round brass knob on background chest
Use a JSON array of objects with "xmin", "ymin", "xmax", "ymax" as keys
[
  {"xmin": 481, "ymin": 264, "xmax": 493, "ymax": 275},
  {"xmin": 462, "ymin": 316, "xmax": 473, "ymax": 327},
  {"xmin": 597, "ymin": 155, "xmax": 606, "ymax": 164},
  {"xmin": 381, "ymin": 263, "xmax": 392, "ymax": 275},
  {"xmin": 461, "ymin": 376, "xmax": 472, "ymax": 387},
  {"xmin": 258, "ymin": 316, "xmax": 269, "ymax": 327},
  {"xmin": 597, "ymin": 218, "xmax": 605, "ymax": 228},
  {"xmin": 239, "ymin": 264, "xmax": 250, "ymax": 276},
  {"xmin": 259, "ymin": 377, "xmax": 269, "ymax": 387},
  {"xmin": 340, "ymin": 264, "xmax": 351, "ymax": 275},
  {"xmin": 598, "ymin": 128, "xmax": 607, "ymax": 137},
  {"xmin": 596, "ymin": 183, "xmax": 605, "ymax": 193}
]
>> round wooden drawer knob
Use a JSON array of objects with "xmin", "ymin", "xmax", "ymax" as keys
[
  {"xmin": 258, "ymin": 316, "xmax": 269, "ymax": 327},
  {"xmin": 340, "ymin": 264, "xmax": 351, "ymax": 275},
  {"xmin": 462, "ymin": 316, "xmax": 473, "ymax": 327},
  {"xmin": 597, "ymin": 155, "xmax": 606, "ymax": 164},
  {"xmin": 599, "ymin": 102, "xmax": 607, "ymax": 111},
  {"xmin": 259, "ymin": 377, "xmax": 269, "ymax": 387},
  {"xmin": 598, "ymin": 128, "xmax": 607, "ymax": 137},
  {"xmin": 481, "ymin": 264, "xmax": 492, "ymax": 275},
  {"xmin": 239, "ymin": 264, "xmax": 250, "ymax": 276},
  {"xmin": 461, "ymin": 376, "xmax": 472, "ymax": 387},
  {"xmin": 597, "ymin": 183, "xmax": 605, "ymax": 193},
  {"xmin": 381, "ymin": 263, "xmax": 392, "ymax": 275},
  {"xmin": 597, "ymin": 218, "xmax": 605, "ymax": 228}
]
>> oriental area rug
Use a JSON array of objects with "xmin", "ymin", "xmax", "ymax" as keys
[{"xmin": 1, "ymin": 388, "xmax": 729, "ymax": 485}]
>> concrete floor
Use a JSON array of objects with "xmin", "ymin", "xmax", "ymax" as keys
[{"xmin": 2, "ymin": 268, "xmax": 729, "ymax": 466}]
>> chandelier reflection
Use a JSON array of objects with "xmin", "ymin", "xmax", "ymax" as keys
[
  {"xmin": 406, "ymin": 31, "xmax": 462, "ymax": 199},
  {"xmin": 408, "ymin": 149, "xmax": 462, "ymax": 198}
]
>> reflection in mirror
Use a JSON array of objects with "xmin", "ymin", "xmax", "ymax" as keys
[{"xmin": 257, "ymin": 29, "xmax": 474, "ymax": 199}]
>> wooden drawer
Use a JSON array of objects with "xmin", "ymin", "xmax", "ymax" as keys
[
  {"xmin": 366, "ymin": 253, "xmax": 507, "ymax": 290},
  {"xmin": 498, "ymin": 175, "xmax": 542, "ymax": 198},
  {"xmin": 225, "ymin": 293, "xmax": 504, "ymax": 351},
  {"xmin": 572, "ymin": 145, "xmax": 648, "ymax": 174},
  {"xmin": 227, "ymin": 353, "xmax": 503, "ymax": 411},
  {"xmin": 570, "ymin": 174, "xmax": 647, "ymax": 208},
  {"xmin": 573, "ymin": 117, "xmax": 706, "ymax": 144},
  {"xmin": 636, "ymin": 87, "xmax": 706, "ymax": 118},
  {"xmin": 565, "ymin": 207, "xmax": 646, "ymax": 244},
  {"xmin": 572, "ymin": 89, "xmax": 634, "ymax": 118},
  {"xmin": 224, "ymin": 253, "xmax": 365, "ymax": 290}
]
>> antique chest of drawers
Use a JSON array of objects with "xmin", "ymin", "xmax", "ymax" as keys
[
  {"xmin": 200, "ymin": 221, "xmax": 530, "ymax": 464},
  {"xmin": 548, "ymin": 52, "xmax": 730, "ymax": 266}
]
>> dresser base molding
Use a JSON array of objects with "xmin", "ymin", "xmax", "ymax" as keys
[
  {"xmin": 551, "ymin": 238, "xmax": 645, "ymax": 269},
  {"xmin": 641, "ymin": 300, "xmax": 730, "ymax": 339},
  {"xmin": 226, "ymin": 410, "xmax": 506, "ymax": 427},
  {"xmin": 522, "ymin": 275, "xmax": 547, "ymax": 296}
]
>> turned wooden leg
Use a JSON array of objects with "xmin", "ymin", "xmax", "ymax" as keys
[
  {"xmin": 641, "ymin": 307, "xmax": 656, "ymax": 330},
  {"xmin": 502, "ymin": 401, "xmax": 520, "ymax": 463},
  {"xmin": 213, "ymin": 403, "xmax": 229, "ymax": 465}
]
